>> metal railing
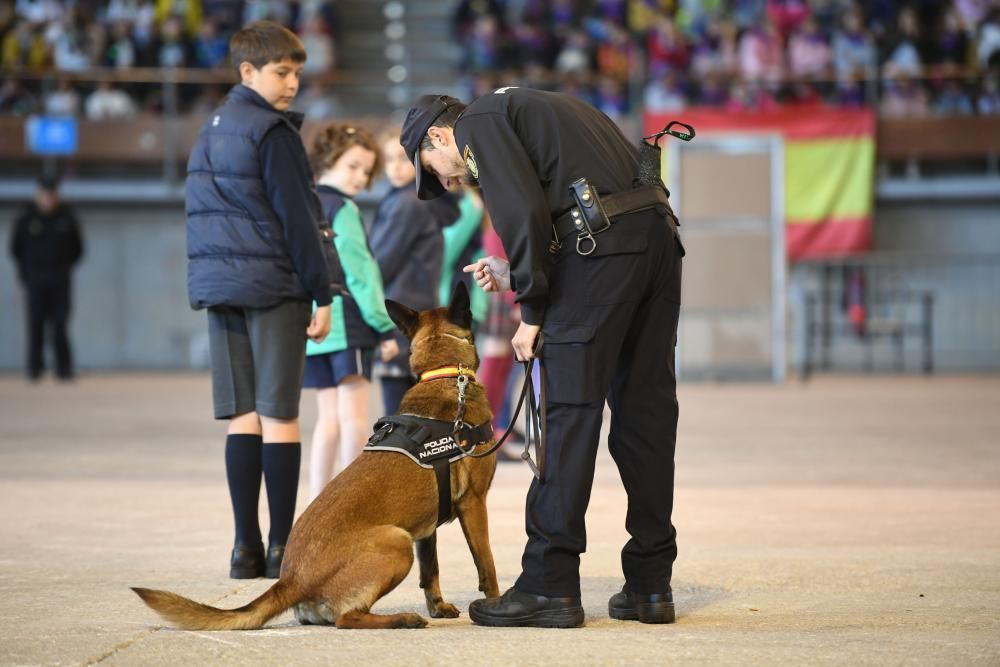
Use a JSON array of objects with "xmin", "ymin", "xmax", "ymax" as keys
[{"xmin": 793, "ymin": 253, "xmax": 1000, "ymax": 376}]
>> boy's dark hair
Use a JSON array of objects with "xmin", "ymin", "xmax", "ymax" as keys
[
  {"xmin": 419, "ymin": 104, "xmax": 466, "ymax": 152},
  {"xmin": 309, "ymin": 123, "xmax": 384, "ymax": 190},
  {"xmin": 229, "ymin": 21, "xmax": 306, "ymax": 74}
]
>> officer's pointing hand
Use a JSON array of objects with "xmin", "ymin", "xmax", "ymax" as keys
[{"xmin": 463, "ymin": 256, "xmax": 510, "ymax": 293}]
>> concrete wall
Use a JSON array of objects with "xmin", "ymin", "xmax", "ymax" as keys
[{"xmin": 874, "ymin": 201, "xmax": 1000, "ymax": 253}]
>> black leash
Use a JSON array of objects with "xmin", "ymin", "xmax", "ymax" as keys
[{"xmin": 454, "ymin": 335, "xmax": 546, "ymax": 482}]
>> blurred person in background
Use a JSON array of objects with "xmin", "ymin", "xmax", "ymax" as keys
[
  {"xmin": 977, "ymin": 73, "xmax": 1000, "ymax": 113},
  {"xmin": 977, "ymin": 8, "xmax": 1000, "ymax": 70},
  {"xmin": 438, "ymin": 188, "xmax": 487, "ymax": 326},
  {"xmin": 101, "ymin": 19, "xmax": 139, "ymax": 68},
  {"xmin": 594, "ymin": 74, "xmax": 629, "ymax": 118},
  {"xmin": 369, "ymin": 129, "xmax": 450, "ymax": 415},
  {"xmin": 833, "ymin": 7, "xmax": 877, "ymax": 83},
  {"xmin": 928, "ymin": 5, "xmax": 970, "ymax": 70},
  {"xmin": 931, "ymin": 77, "xmax": 974, "ymax": 115},
  {"xmin": 554, "ymin": 30, "xmax": 592, "ymax": 75},
  {"xmin": 299, "ymin": 12, "xmax": 335, "ymax": 75},
  {"xmin": 50, "ymin": 6, "xmax": 94, "ymax": 71},
  {"xmin": 0, "ymin": 75, "xmax": 38, "ymax": 114},
  {"xmin": 1, "ymin": 19, "xmax": 52, "ymax": 68},
  {"xmin": 880, "ymin": 73, "xmax": 929, "ymax": 117},
  {"xmin": 738, "ymin": 17, "xmax": 783, "ymax": 84},
  {"xmin": 304, "ymin": 123, "xmax": 398, "ymax": 501},
  {"xmin": 643, "ymin": 68, "xmax": 687, "ymax": 112},
  {"xmin": 85, "ymin": 77, "xmax": 137, "ymax": 119},
  {"xmin": 154, "ymin": 0, "xmax": 202, "ymax": 36},
  {"xmin": 192, "ymin": 17, "xmax": 229, "ymax": 68},
  {"xmin": 688, "ymin": 17, "xmax": 738, "ymax": 77},
  {"xmin": 880, "ymin": 6, "xmax": 925, "ymax": 79},
  {"xmin": 766, "ymin": 0, "xmax": 810, "ymax": 41},
  {"xmin": 9, "ymin": 174, "xmax": 84, "ymax": 382},
  {"xmin": 787, "ymin": 14, "xmax": 833, "ymax": 81},
  {"xmin": 43, "ymin": 75, "xmax": 80, "ymax": 116},
  {"xmin": 646, "ymin": 15, "xmax": 689, "ymax": 75},
  {"xmin": 475, "ymin": 212, "xmax": 522, "ymax": 463},
  {"xmin": 154, "ymin": 14, "xmax": 192, "ymax": 67}
]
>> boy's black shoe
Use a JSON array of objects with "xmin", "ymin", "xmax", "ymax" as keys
[
  {"xmin": 229, "ymin": 544, "xmax": 265, "ymax": 579},
  {"xmin": 265, "ymin": 544, "xmax": 285, "ymax": 579},
  {"xmin": 608, "ymin": 587, "xmax": 675, "ymax": 624},
  {"xmin": 469, "ymin": 587, "xmax": 584, "ymax": 628}
]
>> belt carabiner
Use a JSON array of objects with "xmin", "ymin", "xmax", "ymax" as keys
[{"xmin": 576, "ymin": 232, "xmax": 597, "ymax": 256}]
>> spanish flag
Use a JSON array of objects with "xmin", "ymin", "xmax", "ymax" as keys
[{"xmin": 644, "ymin": 108, "xmax": 875, "ymax": 261}]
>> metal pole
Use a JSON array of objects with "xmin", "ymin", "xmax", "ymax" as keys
[{"xmin": 162, "ymin": 71, "xmax": 179, "ymax": 188}]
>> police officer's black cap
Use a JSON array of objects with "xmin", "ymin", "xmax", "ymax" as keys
[{"xmin": 400, "ymin": 94, "xmax": 463, "ymax": 200}]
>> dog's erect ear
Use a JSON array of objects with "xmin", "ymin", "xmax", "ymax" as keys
[
  {"xmin": 386, "ymin": 299, "xmax": 420, "ymax": 339},
  {"xmin": 447, "ymin": 281, "xmax": 472, "ymax": 331}
]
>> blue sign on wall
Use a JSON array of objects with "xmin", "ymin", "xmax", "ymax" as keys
[{"xmin": 25, "ymin": 116, "xmax": 79, "ymax": 156}]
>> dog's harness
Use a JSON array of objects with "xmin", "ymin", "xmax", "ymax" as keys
[{"xmin": 365, "ymin": 366, "xmax": 493, "ymax": 526}]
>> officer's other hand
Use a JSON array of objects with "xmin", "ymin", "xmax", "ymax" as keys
[
  {"xmin": 307, "ymin": 305, "xmax": 332, "ymax": 342},
  {"xmin": 463, "ymin": 256, "xmax": 510, "ymax": 292},
  {"xmin": 512, "ymin": 321, "xmax": 541, "ymax": 361},
  {"xmin": 380, "ymin": 338, "xmax": 399, "ymax": 362}
]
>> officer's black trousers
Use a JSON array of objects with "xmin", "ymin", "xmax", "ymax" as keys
[
  {"xmin": 514, "ymin": 209, "xmax": 682, "ymax": 599},
  {"xmin": 25, "ymin": 277, "xmax": 73, "ymax": 379}
]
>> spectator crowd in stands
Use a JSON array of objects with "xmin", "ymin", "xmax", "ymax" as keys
[
  {"xmin": 452, "ymin": 0, "xmax": 1000, "ymax": 118},
  {"xmin": 0, "ymin": 0, "xmax": 338, "ymax": 117},
  {"xmin": 3, "ymin": 1, "xmax": 1000, "ymax": 121}
]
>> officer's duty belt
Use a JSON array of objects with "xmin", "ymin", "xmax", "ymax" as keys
[{"xmin": 552, "ymin": 184, "xmax": 677, "ymax": 245}]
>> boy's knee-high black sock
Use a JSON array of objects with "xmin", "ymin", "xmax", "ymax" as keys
[
  {"xmin": 262, "ymin": 442, "xmax": 301, "ymax": 547},
  {"xmin": 225, "ymin": 434, "xmax": 263, "ymax": 547}
]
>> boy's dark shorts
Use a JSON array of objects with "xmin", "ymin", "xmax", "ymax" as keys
[
  {"xmin": 303, "ymin": 348, "xmax": 374, "ymax": 389},
  {"xmin": 207, "ymin": 301, "xmax": 312, "ymax": 420}
]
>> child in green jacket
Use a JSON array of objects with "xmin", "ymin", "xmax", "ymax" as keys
[{"xmin": 305, "ymin": 123, "xmax": 398, "ymax": 500}]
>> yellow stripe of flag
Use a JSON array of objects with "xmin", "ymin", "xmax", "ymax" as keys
[{"xmin": 785, "ymin": 137, "xmax": 874, "ymax": 223}]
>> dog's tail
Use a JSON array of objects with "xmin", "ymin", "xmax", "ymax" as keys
[{"xmin": 131, "ymin": 578, "xmax": 301, "ymax": 631}]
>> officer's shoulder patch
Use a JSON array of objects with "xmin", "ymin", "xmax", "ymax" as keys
[{"xmin": 463, "ymin": 144, "xmax": 479, "ymax": 180}]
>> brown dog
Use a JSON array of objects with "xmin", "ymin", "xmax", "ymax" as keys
[{"xmin": 133, "ymin": 283, "xmax": 500, "ymax": 629}]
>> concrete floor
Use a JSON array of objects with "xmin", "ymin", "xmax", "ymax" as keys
[{"xmin": 0, "ymin": 373, "xmax": 998, "ymax": 666}]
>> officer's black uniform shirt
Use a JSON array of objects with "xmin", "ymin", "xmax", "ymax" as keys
[{"xmin": 453, "ymin": 87, "xmax": 639, "ymax": 325}]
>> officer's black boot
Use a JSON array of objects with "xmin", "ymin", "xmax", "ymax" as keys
[
  {"xmin": 608, "ymin": 586, "xmax": 675, "ymax": 624},
  {"xmin": 469, "ymin": 587, "xmax": 584, "ymax": 628}
]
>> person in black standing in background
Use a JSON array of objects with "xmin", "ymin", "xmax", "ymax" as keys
[
  {"xmin": 10, "ymin": 174, "xmax": 84, "ymax": 382},
  {"xmin": 401, "ymin": 88, "xmax": 684, "ymax": 628}
]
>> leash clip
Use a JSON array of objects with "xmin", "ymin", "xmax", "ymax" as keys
[
  {"xmin": 452, "ymin": 369, "xmax": 470, "ymax": 443},
  {"xmin": 368, "ymin": 421, "xmax": 393, "ymax": 445}
]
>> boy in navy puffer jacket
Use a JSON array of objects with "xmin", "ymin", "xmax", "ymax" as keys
[{"xmin": 185, "ymin": 21, "xmax": 333, "ymax": 580}]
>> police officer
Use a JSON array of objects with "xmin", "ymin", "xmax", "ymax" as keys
[
  {"xmin": 400, "ymin": 88, "xmax": 683, "ymax": 628},
  {"xmin": 9, "ymin": 174, "xmax": 84, "ymax": 381}
]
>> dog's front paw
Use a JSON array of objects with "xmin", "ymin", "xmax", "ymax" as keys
[
  {"xmin": 398, "ymin": 613, "xmax": 429, "ymax": 628},
  {"xmin": 429, "ymin": 601, "xmax": 461, "ymax": 618}
]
